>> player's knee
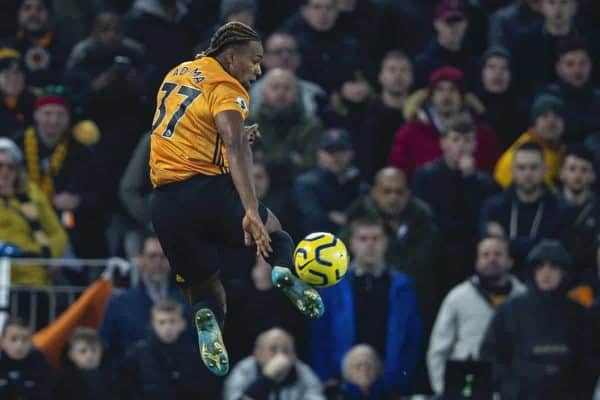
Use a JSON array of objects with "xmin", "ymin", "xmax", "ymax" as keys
[{"xmin": 265, "ymin": 208, "xmax": 281, "ymax": 232}]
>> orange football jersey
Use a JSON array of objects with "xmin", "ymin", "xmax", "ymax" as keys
[{"xmin": 149, "ymin": 56, "xmax": 250, "ymax": 187}]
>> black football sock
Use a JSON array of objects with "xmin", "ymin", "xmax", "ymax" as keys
[
  {"xmin": 181, "ymin": 273, "xmax": 226, "ymax": 329},
  {"xmin": 264, "ymin": 230, "xmax": 296, "ymax": 274}
]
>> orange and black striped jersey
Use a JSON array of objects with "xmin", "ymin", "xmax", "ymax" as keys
[{"xmin": 149, "ymin": 56, "xmax": 250, "ymax": 188}]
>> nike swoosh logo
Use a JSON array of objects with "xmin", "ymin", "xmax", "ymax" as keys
[{"xmin": 297, "ymin": 258, "xmax": 315, "ymax": 270}]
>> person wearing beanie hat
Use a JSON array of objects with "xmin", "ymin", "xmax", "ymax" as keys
[
  {"xmin": 488, "ymin": 0, "xmax": 542, "ymax": 49},
  {"xmin": 480, "ymin": 237, "xmax": 594, "ymax": 400},
  {"xmin": 475, "ymin": 46, "xmax": 529, "ymax": 149},
  {"xmin": 0, "ymin": 136, "xmax": 68, "ymax": 287},
  {"xmin": 494, "ymin": 93, "xmax": 567, "ymax": 188},
  {"xmin": 413, "ymin": 0, "xmax": 478, "ymax": 89},
  {"xmin": 0, "ymin": 47, "xmax": 36, "ymax": 136},
  {"xmin": 388, "ymin": 65, "xmax": 501, "ymax": 177},
  {"xmin": 13, "ymin": 84, "xmax": 105, "ymax": 262},
  {"xmin": 542, "ymin": 35, "xmax": 600, "ymax": 144},
  {"xmin": 558, "ymin": 145, "xmax": 600, "ymax": 278}
]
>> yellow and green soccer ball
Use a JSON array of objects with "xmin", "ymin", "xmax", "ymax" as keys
[{"xmin": 294, "ymin": 232, "xmax": 349, "ymax": 288}]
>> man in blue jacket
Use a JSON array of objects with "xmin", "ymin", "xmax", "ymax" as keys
[{"xmin": 310, "ymin": 217, "xmax": 422, "ymax": 396}]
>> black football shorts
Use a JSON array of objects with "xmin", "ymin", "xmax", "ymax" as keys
[{"xmin": 151, "ymin": 173, "xmax": 268, "ymax": 286}]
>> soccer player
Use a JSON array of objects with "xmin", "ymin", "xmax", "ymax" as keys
[{"xmin": 149, "ymin": 22, "xmax": 324, "ymax": 377}]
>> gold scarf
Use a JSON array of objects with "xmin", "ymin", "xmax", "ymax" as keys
[{"xmin": 24, "ymin": 127, "xmax": 69, "ymax": 200}]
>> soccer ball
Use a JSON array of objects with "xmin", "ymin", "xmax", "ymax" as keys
[{"xmin": 294, "ymin": 232, "xmax": 349, "ymax": 288}]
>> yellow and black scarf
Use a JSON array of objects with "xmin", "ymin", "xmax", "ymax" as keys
[
  {"xmin": 24, "ymin": 127, "xmax": 69, "ymax": 200},
  {"xmin": 2, "ymin": 191, "xmax": 51, "ymax": 257}
]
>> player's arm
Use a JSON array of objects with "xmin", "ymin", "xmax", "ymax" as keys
[
  {"xmin": 215, "ymin": 110, "xmax": 272, "ymax": 256},
  {"xmin": 215, "ymin": 110, "xmax": 257, "ymax": 212}
]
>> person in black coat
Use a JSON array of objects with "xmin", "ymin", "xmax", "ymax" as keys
[
  {"xmin": 480, "ymin": 240, "xmax": 595, "ymax": 400},
  {"xmin": 119, "ymin": 299, "xmax": 220, "ymax": 400},
  {"xmin": 413, "ymin": 112, "xmax": 498, "ymax": 293},
  {"xmin": 54, "ymin": 327, "xmax": 115, "ymax": 400},
  {"xmin": 0, "ymin": 317, "xmax": 54, "ymax": 400},
  {"xmin": 475, "ymin": 46, "xmax": 528, "ymax": 149},
  {"xmin": 0, "ymin": 47, "xmax": 35, "ymax": 137},
  {"xmin": 542, "ymin": 36, "xmax": 600, "ymax": 144}
]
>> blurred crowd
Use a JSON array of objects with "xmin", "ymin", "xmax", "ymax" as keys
[{"xmin": 1, "ymin": 0, "xmax": 600, "ymax": 398}]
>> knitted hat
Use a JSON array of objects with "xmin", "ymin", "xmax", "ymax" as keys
[
  {"xmin": 481, "ymin": 46, "xmax": 511, "ymax": 65},
  {"xmin": 0, "ymin": 47, "xmax": 21, "ymax": 71},
  {"xmin": 34, "ymin": 85, "xmax": 72, "ymax": 111},
  {"xmin": 527, "ymin": 239, "xmax": 572, "ymax": 271},
  {"xmin": 530, "ymin": 93, "xmax": 566, "ymax": 122},
  {"xmin": 428, "ymin": 66, "xmax": 465, "ymax": 94},
  {"xmin": 434, "ymin": 0, "xmax": 466, "ymax": 22}
]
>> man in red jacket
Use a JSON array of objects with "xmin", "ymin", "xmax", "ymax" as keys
[{"xmin": 388, "ymin": 66, "xmax": 500, "ymax": 178}]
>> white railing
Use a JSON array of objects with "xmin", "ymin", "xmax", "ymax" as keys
[{"xmin": 0, "ymin": 257, "xmax": 132, "ymax": 332}]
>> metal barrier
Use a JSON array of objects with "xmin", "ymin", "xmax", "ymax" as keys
[{"xmin": 0, "ymin": 257, "xmax": 132, "ymax": 332}]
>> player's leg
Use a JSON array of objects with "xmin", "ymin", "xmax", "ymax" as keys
[
  {"xmin": 262, "ymin": 209, "xmax": 324, "ymax": 319},
  {"xmin": 151, "ymin": 179, "xmax": 229, "ymax": 376}
]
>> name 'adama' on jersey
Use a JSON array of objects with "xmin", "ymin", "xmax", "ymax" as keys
[{"xmin": 149, "ymin": 56, "xmax": 250, "ymax": 188}]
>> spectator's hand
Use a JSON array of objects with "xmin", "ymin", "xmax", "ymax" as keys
[
  {"xmin": 263, "ymin": 353, "xmax": 293, "ymax": 382},
  {"xmin": 245, "ymin": 124, "xmax": 261, "ymax": 145},
  {"xmin": 91, "ymin": 67, "xmax": 119, "ymax": 91},
  {"xmin": 53, "ymin": 192, "xmax": 81, "ymax": 211},
  {"xmin": 328, "ymin": 211, "xmax": 347, "ymax": 226},
  {"xmin": 458, "ymin": 155, "xmax": 476, "ymax": 176},
  {"xmin": 487, "ymin": 222, "xmax": 505, "ymax": 237}
]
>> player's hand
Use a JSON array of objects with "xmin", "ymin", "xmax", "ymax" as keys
[
  {"xmin": 262, "ymin": 353, "xmax": 293, "ymax": 382},
  {"xmin": 243, "ymin": 210, "xmax": 272, "ymax": 257},
  {"xmin": 244, "ymin": 123, "xmax": 261, "ymax": 145}
]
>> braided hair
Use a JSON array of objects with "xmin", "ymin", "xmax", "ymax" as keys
[{"xmin": 197, "ymin": 22, "xmax": 260, "ymax": 59}]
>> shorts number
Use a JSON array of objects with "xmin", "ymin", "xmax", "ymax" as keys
[{"xmin": 151, "ymin": 82, "xmax": 202, "ymax": 138}]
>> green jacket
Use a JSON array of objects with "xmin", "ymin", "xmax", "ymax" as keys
[{"xmin": 248, "ymin": 102, "xmax": 322, "ymax": 175}]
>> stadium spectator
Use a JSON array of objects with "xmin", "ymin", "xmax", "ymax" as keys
[
  {"xmin": 356, "ymin": 51, "xmax": 413, "ymax": 182},
  {"xmin": 0, "ymin": 47, "xmax": 35, "ymax": 137},
  {"xmin": 413, "ymin": 113, "xmax": 498, "ymax": 294},
  {"xmin": 387, "ymin": 66, "xmax": 500, "ymax": 177},
  {"xmin": 341, "ymin": 167, "xmax": 438, "ymax": 334},
  {"xmin": 219, "ymin": 0, "xmax": 257, "ymax": 28},
  {"xmin": 488, "ymin": 0, "xmax": 542, "ymax": 48},
  {"xmin": 413, "ymin": 0, "xmax": 477, "ymax": 89},
  {"xmin": 427, "ymin": 236, "xmax": 525, "ymax": 395},
  {"xmin": 14, "ymin": 85, "xmax": 105, "ymax": 261},
  {"xmin": 543, "ymin": 36, "xmax": 600, "ymax": 144},
  {"xmin": 248, "ymin": 68, "xmax": 322, "ymax": 181},
  {"xmin": 481, "ymin": 142, "xmax": 562, "ymax": 271},
  {"xmin": 252, "ymin": 161, "xmax": 292, "ymax": 235},
  {"xmin": 480, "ymin": 240, "xmax": 594, "ymax": 399},
  {"xmin": 224, "ymin": 256, "xmax": 307, "ymax": 364},
  {"xmin": 99, "ymin": 235, "xmax": 191, "ymax": 365},
  {"xmin": 475, "ymin": 46, "xmax": 528, "ymax": 149},
  {"xmin": 50, "ymin": 0, "xmax": 99, "ymax": 43},
  {"xmin": 512, "ymin": 0, "xmax": 579, "ymax": 99},
  {"xmin": 65, "ymin": 11, "xmax": 150, "ymax": 197},
  {"xmin": 3, "ymin": 0, "xmax": 73, "ymax": 88},
  {"xmin": 224, "ymin": 327, "xmax": 324, "ymax": 400},
  {"xmin": 334, "ymin": 344, "xmax": 385, "ymax": 400},
  {"xmin": 0, "ymin": 137, "xmax": 67, "ymax": 286},
  {"xmin": 249, "ymin": 31, "xmax": 325, "ymax": 117},
  {"xmin": 54, "ymin": 327, "xmax": 116, "ymax": 400},
  {"xmin": 494, "ymin": 93, "xmax": 567, "ymax": 188},
  {"xmin": 124, "ymin": 0, "xmax": 196, "ymax": 91},
  {"xmin": 310, "ymin": 217, "xmax": 422, "ymax": 396},
  {"xmin": 0, "ymin": 317, "xmax": 54, "ymax": 400},
  {"xmin": 291, "ymin": 128, "xmax": 365, "ymax": 238},
  {"xmin": 281, "ymin": 0, "xmax": 364, "ymax": 94},
  {"xmin": 558, "ymin": 145, "xmax": 599, "ymax": 278},
  {"xmin": 120, "ymin": 299, "xmax": 219, "ymax": 399}
]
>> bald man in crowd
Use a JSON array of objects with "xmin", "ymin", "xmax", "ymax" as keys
[
  {"xmin": 341, "ymin": 167, "xmax": 439, "ymax": 333},
  {"xmin": 248, "ymin": 68, "xmax": 322, "ymax": 180},
  {"xmin": 223, "ymin": 328, "xmax": 324, "ymax": 400}
]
